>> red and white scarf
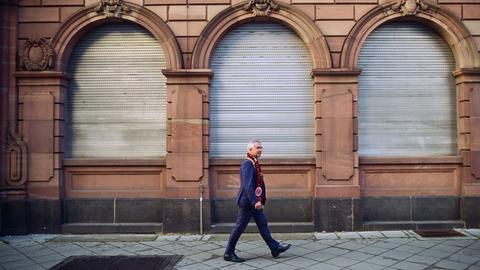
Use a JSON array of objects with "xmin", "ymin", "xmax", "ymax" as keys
[{"xmin": 247, "ymin": 153, "xmax": 263, "ymax": 203}]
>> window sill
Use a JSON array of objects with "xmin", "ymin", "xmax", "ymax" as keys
[
  {"xmin": 359, "ymin": 156, "xmax": 462, "ymax": 165},
  {"xmin": 63, "ymin": 159, "xmax": 166, "ymax": 167},
  {"xmin": 209, "ymin": 158, "xmax": 316, "ymax": 166}
]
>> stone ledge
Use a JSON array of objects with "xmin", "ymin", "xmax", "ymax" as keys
[
  {"xmin": 209, "ymin": 222, "xmax": 315, "ymax": 233},
  {"xmin": 363, "ymin": 220, "xmax": 466, "ymax": 231},
  {"xmin": 61, "ymin": 223, "xmax": 163, "ymax": 234}
]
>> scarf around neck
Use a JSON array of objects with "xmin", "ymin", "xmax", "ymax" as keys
[{"xmin": 247, "ymin": 153, "xmax": 263, "ymax": 203}]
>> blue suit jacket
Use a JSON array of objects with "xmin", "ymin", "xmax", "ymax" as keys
[{"xmin": 236, "ymin": 159, "xmax": 266, "ymax": 208}]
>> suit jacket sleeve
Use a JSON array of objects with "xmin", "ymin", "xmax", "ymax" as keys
[{"xmin": 241, "ymin": 160, "xmax": 258, "ymax": 207}]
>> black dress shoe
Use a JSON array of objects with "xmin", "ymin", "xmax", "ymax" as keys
[
  {"xmin": 271, "ymin": 243, "xmax": 291, "ymax": 258},
  {"xmin": 223, "ymin": 252, "xmax": 245, "ymax": 262}
]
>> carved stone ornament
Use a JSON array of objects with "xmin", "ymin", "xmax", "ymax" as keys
[
  {"xmin": 95, "ymin": 0, "xmax": 131, "ymax": 18},
  {"xmin": 244, "ymin": 0, "xmax": 279, "ymax": 16},
  {"xmin": 386, "ymin": 0, "xmax": 430, "ymax": 16},
  {"xmin": 5, "ymin": 124, "xmax": 28, "ymax": 187},
  {"xmin": 20, "ymin": 38, "xmax": 54, "ymax": 71}
]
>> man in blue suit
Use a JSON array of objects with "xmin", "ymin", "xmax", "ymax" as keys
[{"xmin": 224, "ymin": 139, "xmax": 291, "ymax": 262}]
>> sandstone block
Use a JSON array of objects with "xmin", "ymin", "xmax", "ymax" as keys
[
  {"xmin": 463, "ymin": 20, "xmax": 480, "ymax": 35},
  {"xmin": 207, "ymin": 5, "xmax": 229, "ymax": 20},
  {"xmin": 19, "ymin": 22, "xmax": 59, "ymax": 39},
  {"xmin": 316, "ymin": 4, "xmax": 354, "ymax": 20},
  {"xmin": 19, "ymin": 7, "xmax": 59, "ymax": 22},
  {"xmin": 188, "ymin": 0, "xmax": 229, "ymax": 4},
  {"xmin": 169, "ymin": 5, "xmax": 206, "ymax": 20},
  {"xmin": 471, "ymin": 88, "xmax": 480, "ymax": 117},
  {"xmin": 315, "ymin": 20, "xmax": 356, "ymax": 36},
  {"xmin": 168, "ymin": 153, "xmax": 203, "ymax": 181},
  {"xmin": 29, "ymin": 153, "xmax": 54, "ymax": 182},
  {"xmin": 459, "ymin": 101, "xmax": 469, "ymax": 117},
  {"xmin": 471, "ymin": 151, "xmax": 480, "ymax": 179},
  {"xmin": 336, "ymin": 0, "xmax": 376, "ymax": 3},
  {"xmin": 292, "ymin": 0, "xmax": 333, "ymax": 3},
  {"xmin": 320, "ymin": 88, "xmax": 353, "ymax": 118},
  {"xmin": 332, "ymin": 53, "xmax": 341, "ymax": 68},
  {"xmin": 61, "ymin": 7, "xmax": 81, "ymax": 22},
  {"xmin": 42, "ymin": 0, "xmax": 83, "ymax": 5},
  {"xmin": 170, "ymin": 122, "xmax": 203, "ymax": 153},
  {"xmin": 292, "ymin": 4, "xmax": 315, "ymax": 20},
  {"xmin": 147, "ymin": 6, "xmax": 168, "ymax": 21},
  {"xmin": 168, "ymin": 21, "xmax": 208, "ymax": 36},
  {"xmin": 438, "ymin": 4, "xmax": 461, "ymax": 19},
  {"xmin": 321, "ymin": 151, "xmax": 354, "ymax": 181},
  {"xmin": 170, "ymin": 86, "xmax": 203, "ymax": 118},
  {"xmin": 177, "ymin": 37, "xmax": 197, "ymax": 53},
  {"xmin": 325, "ymin": 36, "xmax": 346, "ymax": 52},
  {"xmin": 321, "ymin": 117, "xmax": 353, "ymax": 152},
  {"xmin": 355, "ymin": 4, "xmax": 376, "ymax": 20},
  {"xmin": 22, "ymin": 93, "xmax": 54, "ymax": 121},
  {"xmin": 145, "ymin": 0, "xmax": 186, "ymax": 4},
  {"xmin": 471, "ymin": 117, "xmax": 480, "ymax": 147},
  {"xmin": 439, "ymin": 0, "xmax": 479, "ymax": 3},
  {"xmin": 19, "ymin": 0, "xmax": 41, "ymax": 5},
  {"xmin": 23, "ymin": 120, "xmax": 54, "ymax": 153}
]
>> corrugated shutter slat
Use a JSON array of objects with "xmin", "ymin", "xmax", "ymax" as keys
[
  {"xmin": 358, "ymin": 22, "xmax": 457, "ymax": 156},
  {"xmin": 67, "ymin": 23, "xmax": 166, "ymax": 158},
  {"xmin": 210, "ymin": 22, "xmax": 314, "ymax": 158}
]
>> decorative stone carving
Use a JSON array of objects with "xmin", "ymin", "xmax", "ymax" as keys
[
  {"xmin": 20, "ymin": 38, "xmax": 54, "ymax": 71},
  {"xmin": 95, "ymin": 0, "xmax": 131, "ymax": 18},
  {"xmin": 244, "ymin": 0, "xmax": 279, "ymax": 16},
  {"xmin": 5, "ymin": 124, "xmax": 28, "ymax": 187},
  {"xmin": 386, "ymin": 0, "xmax": 430, "ymax": 16}
]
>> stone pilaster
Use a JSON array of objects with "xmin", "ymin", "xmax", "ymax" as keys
[
  {"xmin": 312, "ymin": 68, "xmax": 361, "ymax": 231},
  {"xmin": 162, "ymin": 69, "xmax": 211, "ymax": 233},
  {"xmin": 14, "ymin": 72, "xmax": 67, "ymax": 199},
  {"xmin": 454, "ymin": 68, "xmax": 480, "ymax": 227}
]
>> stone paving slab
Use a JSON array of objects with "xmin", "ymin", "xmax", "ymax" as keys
[
  {"xmin": 358, "ymin": 231, "xmax": 384, "ymax": 239},
  {"xmin": 335, "ymin": 232, "xmax": 363, "ymax": 239},
  {"xmin": 178, "ymin": 235, "xmax": 203, "ymax": 241},
  {"xmin": 49, "ymin": 234, "xmax": 157, "ymax": 242},
  {"xmin": 156, "ymin": 235, "xmax": 181, "ymax": 241},
  {"xmin": 314, "ymin": 232, "xmax": 339, "ymax": 240},
  {"xmin": 0, "ymin": 230, "xmax": 479, "ymax": 270},
  {"xmin": 467, "ymin": 229, "xmax": 480, "ymax": 237},
  {"xmin": 380, "ymin": 230, "xmax": 411, "ymax": 238}
]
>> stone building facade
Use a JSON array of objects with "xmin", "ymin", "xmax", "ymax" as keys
[{"xmin": 1, "ymin": 0, "xmax": 479, "ymax": 234}]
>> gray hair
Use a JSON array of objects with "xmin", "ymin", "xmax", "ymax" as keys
[{"xmin": 246, "ymin": 139, "xmax": 262, "ymax": 152}]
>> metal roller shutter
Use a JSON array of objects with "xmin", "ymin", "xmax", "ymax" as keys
[
  {"xmin": 358, "ymin": 21, "xmax": 457, "ymax": 156},
  {"xmin": 210, "ymin": 22, "xmax": 314, "ymax": 158},
  {"xmin": 67, "ymin": 23, "xmax": 167, "ymax": 158}
]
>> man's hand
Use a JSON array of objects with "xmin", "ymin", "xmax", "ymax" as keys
[{"xmin": 255, "ymin": 201, "xmax": 263, "ymax": 209}]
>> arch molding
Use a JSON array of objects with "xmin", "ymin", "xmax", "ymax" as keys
[
  {"xmin": 341, "ymin": 1, "xmax": 480, "ymax": 69},
  {"xmin": 191, "ymin": 2, "xmax": 331, "ymax": 69},
  {"xmin": 50, "ymin": 2, "xmax": 183, "ymax": 71}
]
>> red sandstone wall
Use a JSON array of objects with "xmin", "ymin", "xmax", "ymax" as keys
[
  {"xmin": 3, "ymin": 0, "xmax": 480, "ymax": 202},
  {"xmin": 15, "ymin": 0, "xmax": 480, "ymax": 68}
]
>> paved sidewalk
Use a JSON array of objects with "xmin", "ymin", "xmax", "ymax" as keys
[{"xmin": 1, "ymin": 229, "xmax": 480, "ymax": 270}]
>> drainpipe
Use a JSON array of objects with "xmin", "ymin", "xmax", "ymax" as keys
[{"xmin": 199, "ymin": 184, "xmax": 204, "ymax": 235}]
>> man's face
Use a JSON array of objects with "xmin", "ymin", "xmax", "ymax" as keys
[{"xmin": 248, "ymin": 142, "xmax": 263, "ymax": 158}]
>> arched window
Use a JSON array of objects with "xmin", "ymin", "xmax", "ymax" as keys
[
  {"xmin": 209, "ymin": 22, "xmax": 314, "ymax": 158},
  {"xmin": 358, "ymin": 21, "xmax": 457, "ymax": 156},
  {"xmin": 67, "ymin": 23, "xmax": 167, "ymax": 158}
]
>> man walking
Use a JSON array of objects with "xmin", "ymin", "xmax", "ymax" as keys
[{"xmin": 224, "ymin": 140, "xmax": 291, "ymax": 262}]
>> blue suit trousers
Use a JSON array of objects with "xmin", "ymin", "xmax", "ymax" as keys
[{"xmin": 225, "ymin": 205, "xmax": 279, "ymax": 254}]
